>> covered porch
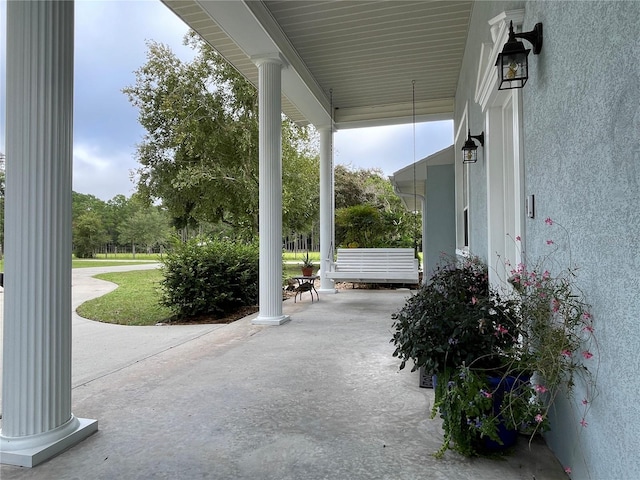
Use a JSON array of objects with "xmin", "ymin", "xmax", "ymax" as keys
[
  {"xmin": 0, "ymin": 271, "xmax": 566, "ymax": 478},
  {"xmin": 1, "ymin": 1, "xmax": 472, "ymax": 464}
]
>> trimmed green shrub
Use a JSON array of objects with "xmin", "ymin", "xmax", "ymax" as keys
[{"xmin": 160, "ymin": 237, "xmax": 259, "ymax": 319}]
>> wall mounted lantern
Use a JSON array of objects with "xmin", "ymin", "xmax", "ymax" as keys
[
  {"xmin": 462, "ymin": 129, "xmax": 484, "ymax": 163},
  {"xmin": 495, "ymin": 21, "xmax": 543, "ymax": 90}
]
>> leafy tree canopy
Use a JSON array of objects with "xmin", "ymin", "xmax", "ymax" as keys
[
  {"xmin": 123, "ymin": 32, "xmax": 319, "ymax": 241},
  {"xmin": 334, "ymin": 165, "xmax": 420, "ymax": 249}
]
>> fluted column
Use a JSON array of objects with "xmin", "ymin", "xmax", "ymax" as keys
[
  {"xmin": 252, "ymin": 55, "xmax": 289, "ymax": 325},
  {"xmin": 0, "ymin": 1, "xmax": 97, "ymax": 467},
  {"xmin": 318, "ymin": 127, "xmax": 336, "ymax": 293}
]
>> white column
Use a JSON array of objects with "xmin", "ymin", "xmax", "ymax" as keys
[
  {"xmin": 252, "ymin": 55, "xmax": 290, "ymax": 325},
  {"xmin": 0, "ymin": 1, "xmax": 97, "ymax": 468},
  {"xmin": 318, "ymin": 127, "xmax": 336, "ymax": 293}
]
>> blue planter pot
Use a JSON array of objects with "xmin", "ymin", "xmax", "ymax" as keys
[
  {"xmin": 483, "ymin": 375, "xmax": 526, "ymax": 451},
  {"xmin": 433, "ymin": 372, "xmax": 528, "ymax": 452}
]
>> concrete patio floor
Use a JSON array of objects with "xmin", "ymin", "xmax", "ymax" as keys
[{"xmin": 1, "ymin": 266, "xmax": 568, "ymax": 479}]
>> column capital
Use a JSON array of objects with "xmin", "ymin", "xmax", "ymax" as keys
[{"xmin": 251, "ymin": 52, "xmax": 288, "ymax": 68}]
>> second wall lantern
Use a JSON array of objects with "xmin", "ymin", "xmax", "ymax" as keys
[
  {"xmin": 462, "ymin": 129, "xmax": 484, "ymax": 164},
  {"xmin": 496, "ymin": 21, "xmax": 543, "ymax": 90}
]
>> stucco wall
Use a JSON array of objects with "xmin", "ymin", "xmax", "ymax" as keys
[
  {"xmin": 424, "ymin": 164, "xmax": 455, "ymax": 277},
  {"xmin": 457, "ymin": 1, "xmax": 640, "ymax": 478},
  {"xmin": 454, "ymin": 0, "xmax": 524, "ymax": 262},
  {"xmin": 522, "ymin": 2, "xmax": 640, "ymax": 478}
]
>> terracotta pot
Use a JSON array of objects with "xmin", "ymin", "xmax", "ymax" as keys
[{"xmin": 301, "ymin": 267, "xmax": 313, "ymax": 276}]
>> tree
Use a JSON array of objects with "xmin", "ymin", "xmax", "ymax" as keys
[
  {"xmin": 335, "ymin": 204, "xmax": 384, "ymax": 248},
  {"xmin": 333, "ymin": 166, "xmax": 420, "ymax": 249},
  {"xmin": 123, "ymin": 33, "xmax": 319, "ymax": 241},
  {"xmin": 73, "ymin": 211, "xmax": 109, "ymax": 258},
  {"xmin": 118, "ymin": 208, "xmax": 170, "ymax": 258}
]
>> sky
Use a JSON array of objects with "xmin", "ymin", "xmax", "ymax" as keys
[{"xmin": 0, "ymin": 0, "xmax": 453, "ymax": 201}]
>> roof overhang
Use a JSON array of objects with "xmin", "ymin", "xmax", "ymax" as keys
[
  {"xmin": 161, "ymin": 0, "xmax": 473, "ymax": 130},
  {"xmin": 390, "ymin": 145, "xmax": 454, "ymax": 211}
]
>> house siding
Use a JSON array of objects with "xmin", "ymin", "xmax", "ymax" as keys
[{"xmin": 457, "ymin": 1, "xmax": 640, "ymax": 479}]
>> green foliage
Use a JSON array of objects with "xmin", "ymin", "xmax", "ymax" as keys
[
  {"xmin": 394, "ymin": 220, "xmax": 598, "ymax": 459},
  {"xmin": 390, "ymin": 256, "xmax": 518, "ymax": 374},
  {"xmin": 73, "ymin": 211, "xmax": 109, "ymax": 258},
  {"xmin": 335, "ymin": 204, "xmax": 384, "ymax": 248},
  {"xmin": 431, "ymin": 367, "xmax": 500, "ymax": 458},
  {"xmin": 123, "ymin": 33, "xmax": 319, "ymax": 240},
  {"xmin": 160, "ymin": 237, "xmax": 259, "ymax": 318},
  {"xmin": 334, "ymin": 165, "xmax": 419, "ymax": 248},
  {"xmin": 118, "ymin": 208, "xmax": 171, "ymax": 257}
]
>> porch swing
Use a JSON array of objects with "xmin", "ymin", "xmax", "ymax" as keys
[{"xmin": 325, "ymin": 82, "xmax": 420, "ymax": 285}]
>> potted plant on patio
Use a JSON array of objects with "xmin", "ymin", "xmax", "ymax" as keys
[
  {"xmin": 390, "ymin": 255, "xmax": 524, "ymax": 456},
  {"xmin": 406, "ymin": 219, "xmax": 598, "ymax": 460},
  {"xmin": 391, "ymin": 255, "xmax": 518, "ymax": 376},
  {"xmin": 300, "ymin": 251, "xmax": 315, "ymax": 277}
]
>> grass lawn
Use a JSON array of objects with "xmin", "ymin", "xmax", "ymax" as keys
[
  {"xmin": 0, "ymin": 259, "xmax": 158, "ymax": 271},
  {"xmin": 72, "ymin": 259, "xmax": 158, "ymax": 268},
  {"xmin": 76, "ymin": 269, "xmax": 173, "ymax": 326},
  {"xmin": 77, "ymin": 263, "xmax": 307, "ymax": 326}
]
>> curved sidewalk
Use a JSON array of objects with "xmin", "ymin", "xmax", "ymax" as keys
[{"xmin": 1, "ymin": 268, "xmax": 567, "ymax": 479}]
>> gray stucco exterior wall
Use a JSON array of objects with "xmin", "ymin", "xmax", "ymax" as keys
[
  {"xmin": 455, "ymin": 1, "xmax": 525, "ymax": 263},
  {"xmin": 424, "ymin": 164, "xmax": 455, "ymax": 277},
  {"xmin": 456, "ymin": 1, "xmax": 640, "ymax": 478}
]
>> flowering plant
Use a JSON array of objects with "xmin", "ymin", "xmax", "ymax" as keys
[
  {"xmin": 390, "ymin": 255, "xmax": 519, "ymax": 375},
  {"xmin": 498, "ymin": 218, "xmax": 598, "ymax": 441},
  {"xmin": 428, "ymin": 218, "xmax": 598, "ymax": 459}
]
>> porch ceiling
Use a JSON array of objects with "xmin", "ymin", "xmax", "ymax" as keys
[{"xmin": 161, "ymin": 0, "xmax": 473, "ymax": 129}]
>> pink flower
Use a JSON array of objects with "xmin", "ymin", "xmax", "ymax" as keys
[
  {"xmin": 515, "ymin": 235, "xmax": 521, "ymax": 241},
  {"xmin": 545, "ymin": 217, "xmax": 554, "ymax": 225},
  {"xmin": 535, "ymin": 414, "xmax": 544, "ymax": 423},
  {"xmin": 471, "ymin": 296, "xmax": 477, "ymax": 305},
  {"xmin": 582, "ymin": 351, "xmax": 593, "ymax": 360},
  {"xmin": 583, "ymin": 325, "xmax": 594, "ymax": 333},
  {"xmin": 564, "ymin": 466, "xmax": 572, "ymax": 474},
  {"xmin": 582, "ymin": 398, "xmax": 589, "ymax": 406},
  {"xmin": 481, "ymin": 390, "xmax": 492, "ymax": 399},
  {"xmin": 551, "ymin": 298, "xmax": 560, "ymax": 312},
  {"xmin": 534, "ymin": 385, "xmax": 548, "ymax": 394},
  {"xmin": 582, "ymin": 312, "xmax": 592, "ymax": 320},
  {"xmin": 580, "ymin": 418, "xmax": 588, "ymax": 428},
  {"xmin": 495, "ymin": 324, "xmax": 508, "ymax": 336},
  {"xmin": 561, "ymin": 350, "xmax": 572, "ymax": 357},
  {"xmin": 546, "ymin": 239, "xmax": 554, "ymax": 245},
  {"xmin": 542, "ymin": 270, "xmax": 550, "ymax": 279}
]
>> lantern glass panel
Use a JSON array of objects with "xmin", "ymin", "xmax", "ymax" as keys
[
  {"xmin": 498, "ymin": 50, "xmax": 530, "ymax": 90},
  {"xmin": 463, "ymin": 148, "xmax": 477, "ymax": 164}
]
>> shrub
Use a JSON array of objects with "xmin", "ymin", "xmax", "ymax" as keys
[
  {"xmin": 160, "ymin": 237, "xmax": 259, "ymax": 319},
  {"xmin": 390, "ymin": 255, "xmax": 518, "ymax": 374}
]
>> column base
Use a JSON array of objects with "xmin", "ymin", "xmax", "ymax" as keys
[
  {"xmin": 0, "ymin": 416, "xmax": 98, "ymax": 467},
  {"xmin": 252, "ymin": 314, "xmax": 291, "ymax": 325}
]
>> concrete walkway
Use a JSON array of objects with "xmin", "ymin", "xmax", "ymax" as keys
[{"xmin": 1, "ymin": 267, "xmax": 568, "ymax": 479}]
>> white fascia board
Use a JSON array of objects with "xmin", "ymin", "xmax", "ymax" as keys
[{"xmin": 196, "ymin": 0, "xmax": 332, "ymax": 128}]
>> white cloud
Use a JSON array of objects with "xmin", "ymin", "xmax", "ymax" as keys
[
  {"xmin": 334, "ymin": 120, "xmax": 454, "ymax": 176},
  {"xmin": 73, "ymin": 142, "xmax": 137, "ymax": 200}
]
